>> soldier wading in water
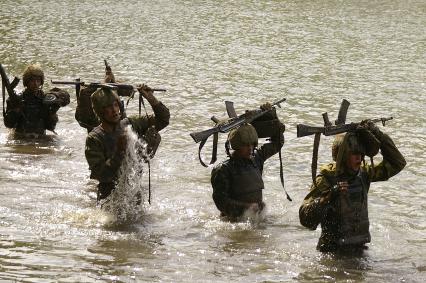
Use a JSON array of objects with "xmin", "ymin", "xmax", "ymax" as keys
[
  {"xmin": 210, "ymin": 103, "xmax": 285, "ymax": 221},
  {"xmin": 299, "ymin": 121, "xmax": 406, "ymax": 252},
  {"xmin": 3, "ymin": 64, "xmax": 70, "ymax": 137},
  {"xmin": 85, "ymin": 86, "xmax": 169, "ymax": 202}
]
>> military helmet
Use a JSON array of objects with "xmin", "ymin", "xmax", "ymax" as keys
[
  {"xmin": 332, "ymin": 134, "xmax": 345, "ymax": 161},
  {"xmin": 228, "ymin": 123, "xmax": 258, "ymax": 150},
  {"xmin": 332, "ymin": 132, "xmax": 367, "ymax": 161},
  {"xmin": 91, "ymin": 88, "xmax": 120, "ymax": 120},
  {"xmin": 23, "ymin": 64, "xmax": 44, "ymax": 87},
  {"xmin": 346, "ymin": 132, "xmax": 366, "ymax": 155}
]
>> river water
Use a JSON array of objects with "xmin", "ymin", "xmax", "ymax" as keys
[{"xmin": 0, "ymin": 0, "xmax": 425, "ymax": 282}]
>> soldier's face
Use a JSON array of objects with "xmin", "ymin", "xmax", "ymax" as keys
[
  {"xmin": 28, "ymin": 77, "xmax": 42, "ymax": 92},
  {"xmin": 103, "ymin": 100, "xmax": 121, "ymax": 124},
  {"xmin": 346, "ymin": 153, "xmax": 362, "ymax": 171},
  {"xmin": 235, "ymin": 144, "xmax": 254, "ymax": 159}
]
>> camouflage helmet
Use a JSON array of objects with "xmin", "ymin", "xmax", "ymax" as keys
[
  {"xmin": 23, "ymin": 64, "xmax": 44, "ymax": 87},
  {"xmin": 228, "ymin": 123, "xmax": 258, "ymax": 150},
  {"xmin": 335, "ymin": 132, "xmax": 366, "ymax": 175},
  {"xmin": 332, "ymin": 134, "xmax": 345, "ymax": 161},
  {"xmin": 332, "ymin": 132, "xmax": 366, "ymax": 161},
  {"xmin": 346, "ymin": 132, "xmax": 366, "ymax": 155},
  {"xmin": 91, "ymin": 88, "xmax": 120, "ymax": 120}
]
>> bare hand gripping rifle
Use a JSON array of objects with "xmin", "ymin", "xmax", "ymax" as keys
[{"xmin": 296, "ymin": 99, "xmax": 393, "ymax": 187}]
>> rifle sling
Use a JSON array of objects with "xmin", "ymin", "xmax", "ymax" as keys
[
  {"xmin": 139, "ymin": 92, "xmax": 152, "ymax": 205},
  {"xmin": 279, "ymin": 147, "xmax": 292, "ymax": 201},
  {"xmin": 148, "ymin": 160, "xmax": 151, "ymax": 205},
  {"xmin": 312, "ymin": 132, "xmax": 321, "ymax": 189},
  {"xmin": 197, "ymin": 132, "xmax": 218, "ymax": 167},
  {"xmin": 2, "ymin": 79, "xmax": 5, "ymax": 117}
]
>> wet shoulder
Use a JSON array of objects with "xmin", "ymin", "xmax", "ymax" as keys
[
  {"xmin": 87, "ymin": 125, "xmax": 105, "ymax": 141},
  {"xmin": 211, "ymin": 159, "xmax": 232, "ymax": 176}
]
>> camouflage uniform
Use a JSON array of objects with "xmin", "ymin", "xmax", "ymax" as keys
[
  {"xmin": 4, "ymin": 65, "xmax": 69, "ymax": 136},
  {"xmin": 85, "ymin": 92, "xmax": 169, "ymax": 200},
  {"xmin": 4, "ymin": 89, "xmax": 57, "ymax": 135},
  {"xmin": 299, "ymin": 127, "xmax": 406, "ymax": 252},
  {"xmin": 211, "ymin": 120, "xmax": 285, "ymax": 219}
]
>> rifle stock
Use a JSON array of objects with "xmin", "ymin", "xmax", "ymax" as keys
[
  {"xmin": 296, "ymin": 124, "xmax": 324, "ymax": 137},
  {"xmin": 190, "ymin": 127, "xmax": 220, "ymax": 143}
]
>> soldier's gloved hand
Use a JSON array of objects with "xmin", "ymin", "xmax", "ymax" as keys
[
  {"xmin": 260, "ymin": 102, "xmax": 272, "ymax": 111},
  {"xmin": 137, "ymin": 84, "xmax": 154, "ymax": 98},
  {"xmin": 360, "ymin": 119, "xmax": 383, "ymax": 140}
]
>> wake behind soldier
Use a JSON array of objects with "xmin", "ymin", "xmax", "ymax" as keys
[
  {"xmin": 85, "ymin": 85, "xmax": 170, "ymax": 202},
  {"xmin": 3, "ymin": 64, "xmax": 70, "ymax": 137},
  {"xmin": 210, "ymin": 103, "xmax": 286, "ymax": 221},
  {"xmin": 299, "ymin": 121, "xmax": 406, "ymax": 252}
]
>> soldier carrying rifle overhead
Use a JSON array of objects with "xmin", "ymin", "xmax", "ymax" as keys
[
  {"xmin": 209, "ymin": 101, "xmax": 287, "ymax": 221},
  {"xmin": 83, "ymin": 62, "xmax": 170, "ymax": 203},
  {"xmin": 298, "ymin": 100, "xmax": 406, "ymax": 253}
]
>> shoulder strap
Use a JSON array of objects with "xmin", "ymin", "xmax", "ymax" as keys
[
  {"xmin": 197, "ymin": 132, "xmax": 218, "ymax": 167},
  {"xmin": 2, "ymin": 79, "xmax": 5, "ymax": 117},
  {"xmin": 311, "ymin": 133, "xmax": 321, "ymax": 189},
  {"xmin": 279, "ymin": 147, "xmax": 292, "ymax": 201}
]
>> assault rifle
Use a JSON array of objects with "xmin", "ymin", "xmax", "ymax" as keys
[
  {"xmin": 51, "ymin": 79, "xmax": 166, "ymax": 99},
  {"xmin": 190, "ymin": 97, "xmax": 286, "ymax": 143},
  {"xmin": 297, "ymin": 116, "xmax": 393, "ymax": 137},
  {"xmin": 190, "ymin": 97, "xmax": 291, "ymax": 201},
  {"xmin": 0, "ymin": 64, "xmax": 21, "ymax": 116},
  {"xmin": 296, "ymin": 99, "xmax": 393, "ymax": 188},
  {"xmin": 0, "ymin": 64, "xmax": 20, "ymax": 99}
]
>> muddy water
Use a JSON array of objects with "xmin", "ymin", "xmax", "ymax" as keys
[{"xmin": 0, "ymin": 0, "xmax": 425, "ymax": 282}]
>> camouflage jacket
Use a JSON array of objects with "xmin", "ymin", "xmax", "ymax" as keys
[
  {"xmin": 211, "ymin": 134, "xmax": 284, "ymax": 218},
  {"xmin": 3, "ymin": 89, "xmax": 59, "ymax": 135},
  {"xmin": 84, "ymin": 102, "xmax": 170, "ymax": 183},
  {"xmin": 299, "ymin": 130, "xmax": 406, "ymax": 251}
]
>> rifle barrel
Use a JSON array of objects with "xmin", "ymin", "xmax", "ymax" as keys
[{"xmin": 51, "ymin": 80, "xmax": 83, "ymax": 85}]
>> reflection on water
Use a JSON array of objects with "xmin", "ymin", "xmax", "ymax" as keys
[{"xmin": 1, "ymin": 0, "xmax": 425, "ymax": 282}]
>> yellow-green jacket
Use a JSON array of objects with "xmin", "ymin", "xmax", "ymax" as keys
[{"xmin": 299, "ymin": 130, "xmax": 406, "ymax": 252}]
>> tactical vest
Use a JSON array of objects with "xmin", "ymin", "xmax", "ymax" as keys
[
  {"xmin": 18, "ymin": 91, "xmax": 46, "ymax": 135},
  {"xmin": 229, "ymin": 158, "xmax": 264, "ymax": 203},
  {"xmin": 327, "ymin": 171, "xmax": 371, "ymax": 246}
]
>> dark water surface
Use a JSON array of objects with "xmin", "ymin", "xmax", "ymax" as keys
[{"xmin": 0, "ymin": 0, "xmax": 425, "ymax": 282}]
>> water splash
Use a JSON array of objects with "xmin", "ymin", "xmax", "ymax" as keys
[
  {"xmin": 240, "ymin": 206, "xmax": 267, "ymax": 225},
  {"xmin": 102, "ymin": 125, "xmax": 150, "ymax": 224}
]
